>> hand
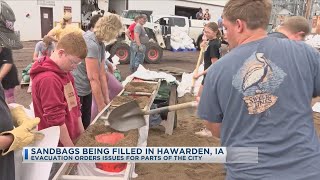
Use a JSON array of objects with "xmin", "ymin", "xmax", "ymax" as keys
[
  {"xmin": 193, "ymin": 73, "xmax": 200, "ymax": 79},
  {"xmin": 138, "ymin": 45, "xmax": 144, "ymax": 52},
  {"xmin": 133, "ymin": 45, "xmax": 138, "ymax": 52},
  {"xmin": 200, "ymin": 41, "xmax": 209, "ymax": 50},
  {"xmin": 108, "ymin": 66, "xmax": 114, "ymax": 74},
  {"xmin": 78, "ymin": 117, "xmax": 85, "ymax": 134},
  {"xmin": 9, "ymin": 105, "xmax": 30, "ymax": 127},
  {"xmin": 196, "ymin": 96, "xmax": 201, "ymax": 103},
  {"xmin": 98, "ymin": 103, "xmax": 107, "ymax": 113},
  {"xmin": 105, "ymin": 96, "xmax": 110, "ymax": 105},
  {"xmin": 0, "ymin": 117, "xmax": 40, "ymax": 155}
]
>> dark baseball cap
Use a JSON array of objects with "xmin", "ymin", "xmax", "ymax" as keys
[{"xmin": 0, "ymin": 0, "xmax": 23, "ymax": 49}]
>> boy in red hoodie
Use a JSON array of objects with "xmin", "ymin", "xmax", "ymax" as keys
[{"xmin": 30, "ymin": 32, "xmax": 87, "ymax": 147}]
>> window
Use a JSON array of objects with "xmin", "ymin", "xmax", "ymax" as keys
[{"xmin": 172, "ymin": 18, "xmax": 186, "ymax": 27}]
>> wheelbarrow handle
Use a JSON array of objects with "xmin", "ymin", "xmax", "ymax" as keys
[{"xmin": 144, "ymin": 101, "xmax": 198, "ymax": 115}]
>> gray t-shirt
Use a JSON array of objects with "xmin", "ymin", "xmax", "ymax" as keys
[
  {"xmin": 134, "ymin": 23, "xmax": 149, "ymax": 44},
  {"xmin": 0, "ymin": 85, "xmax": 15, "ymax": 180},
  {"xmin": 73, "ymin": 31, "xmax": 105, "ymax": 96},
  {"xmin": 198, "ymin": 37, "xmax": 320, "ymax": 179},
  {"xmin": 34, "ymin": 41, "xmax": 54, "ymax": 57}
]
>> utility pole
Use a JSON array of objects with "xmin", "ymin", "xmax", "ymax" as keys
[{"xmin": 305, "ymin": 0, "xmax": 313, "ymax": 19}]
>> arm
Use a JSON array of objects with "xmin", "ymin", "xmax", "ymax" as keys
[
  {"xmin": 0, "ymin": 64, "xmax": 13, "ymax": 81},
  {"xmin": 59, "ymin": 124, "xmax": 74, "ymax": 147},
  {"xmin": 78, "ymin": 117, "xmax": 84, "ymax": 134},
  {"xmin": 197, "ymin": 64, "xmax": 223, "ymax": 138},
  {"xmin": 33, "ymin": 42, "xmax": 41, "ymax": 61},
  {"xmin": 38, "ymin": 78, "xmax": 74, "ymax": 146},
  {"xmin": 47, "ymin": 28, "xmax": 59, "ymax": 42},
  {"xmin": 194, "ymin": 57, "xmax": 218, "ymax": 78},
  {"xmin": 205, "ymin": 121, "xmax": 221, "ymax": 138},
  {"xmin": 71, "ymin": 75, "xmax": 84, "ymax": 133},
  {"xmin": 86, "ymin": 58, "xmax": 106, "ymax": 112},
  {"xmin": 125, "ymin": 29, "xmax": 133, "ymax": 41},
  {"xmin": 100, "ymin": 59, "xmax": 110, "ymax": 105},
  {"xmin": 33, "ymin": 52, "xmax": 39, "ymax": 61},
  {"xmin": 106, "ymin": 60, "xmax": 114, "ymax": 74},
  {"xmin": 134, "ymin": 32, "xmax": 141, "ymax": 46},
  {"xmin": 0, "ymin": 134, "xmax": 13, "ymax": 151}
]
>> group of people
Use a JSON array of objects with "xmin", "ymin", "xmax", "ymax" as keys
[
  {"xmin": 0, "ymin": 1, "xmax": 124, "ymax": 178},
  {"xmin": 125, "ymin": 14, "xmax": 149, "ymax": 73},
  {"xmin": 196, "ymin": 8, "xmax": 211, "ymax": 21}
]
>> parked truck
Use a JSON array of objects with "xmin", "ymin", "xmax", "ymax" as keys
[
  {"xmin": 110, "ymin": 10, "xmax": 207, "ymax": 64},
  {"xmin": 81, "ymin": 3, "xmax": 207, "ymax": 64}
]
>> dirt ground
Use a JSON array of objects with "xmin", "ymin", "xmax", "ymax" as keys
[{"xmin": 12, "ymin": 41, "xmax": 320, "ymax": 180}]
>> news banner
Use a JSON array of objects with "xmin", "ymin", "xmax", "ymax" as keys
[{"xmin": 22, "ymin": 147, "xmax": 258, "ymax": 163}]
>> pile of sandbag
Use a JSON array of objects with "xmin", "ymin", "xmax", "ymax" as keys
[
  {"xmin": 305, "ymin": 34, "xmax": 320, "ymax": 49},
  {"xmin": 170, "ymin": 26, "xmax": 195, "ymax": 50}
]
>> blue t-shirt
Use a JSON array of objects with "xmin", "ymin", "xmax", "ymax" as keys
[{"xmin": 198, "ymin": 37, "xmax": 320, "ymax": 180}]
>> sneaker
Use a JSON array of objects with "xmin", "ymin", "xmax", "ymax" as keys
[{"xmin": 195, "ymin": 128, "xmax": 212, "ymax": 137}]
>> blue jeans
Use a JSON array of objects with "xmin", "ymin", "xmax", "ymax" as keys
[
  {"xmin": 129, "ymin": 41, "xmax": 136, "ymax": 73},
  {"xmin": 130, "ymin": 42, "xmax": 146, "ymax": 73}
]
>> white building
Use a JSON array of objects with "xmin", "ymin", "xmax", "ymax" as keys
[
  {"xmin": 7, "ymin": 0, "xmax": 81, "ymax": 41},
  {"xmin": 7, "ymin": 0, "xmax": 226, "ymax": 41}
]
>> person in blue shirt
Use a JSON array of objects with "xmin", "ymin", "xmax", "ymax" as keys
[
  {"xmin": 269, "ymin": 16, "xmax": 310, "ymax": 40},
  {"xmin": 198, "ymin": 0, "xmax": 320, "ymax": 179}
]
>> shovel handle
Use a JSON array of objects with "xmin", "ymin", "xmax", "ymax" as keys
[
  {"xmin": 191, "ymin": 47, "xmax": 206, "ymax": 93},
  {"xmin": 145, "ymin": 101, "xmax": 198, "ymax": 115}
]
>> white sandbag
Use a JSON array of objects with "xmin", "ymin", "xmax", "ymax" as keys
[
  {"xmin": 179, "ymin": 44, "xmax": 186, "ymax": 49},
  {"xmin": 170, "ymin": 40, "xmax": 181, "ymax": 50},
  {"xmin": 305, "ymin": 34, "xmax": 320, "ymax": 49},
  {"xmin": 9, "ymin": 103, "xmax": 60, "ymax": 180},
  {"xmin": 171, "ymin": 35, "xmax": 182, "ymax": 43},
  {"xmin": 15, "ymin": 126, "xmax": 60, "ymax": 180},
  {"xmin": 177, "ymin": 64, "xmax": 204, "ymax": 97}
]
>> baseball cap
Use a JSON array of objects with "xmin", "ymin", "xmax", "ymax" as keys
[{"xmin": 0, "ymin": 0, "xmax": 23, "ymax": 49}]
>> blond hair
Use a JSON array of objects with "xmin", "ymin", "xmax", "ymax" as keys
[
  {"xmin": 60, "ymin": 12, "xmax": 72, "ymax": 29},
  {"xmin": 281, "ymin": 16, "xmax": 310, "ymax": 35},
  {"xmin": 223, "ymin": 0, "xmax": 272, "ymax": 30},
  {"xmin": 56, "ymin": 32, "xmax": 87, "ymax": 59},
  {"xmin": 94, "ymin": 14, "xmax": 123, "ymax": 42}
]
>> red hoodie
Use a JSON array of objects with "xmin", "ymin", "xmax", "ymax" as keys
[{"xmin": 30, "ymin": 56, "xmax": 81, "ymax": 146}]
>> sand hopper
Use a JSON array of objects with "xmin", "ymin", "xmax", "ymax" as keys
[{"xmin": 101, "ymin": 100, "xmax": 198, "ymax": 132}]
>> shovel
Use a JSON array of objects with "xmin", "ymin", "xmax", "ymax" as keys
[
  {"xmin": 190, "ymin": 42, "xmax": 209, "ymax": 95},
  {"xmin": 104, "ymin": 100, "xmax": 198, "ymax": 132}
]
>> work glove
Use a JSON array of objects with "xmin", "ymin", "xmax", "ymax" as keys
[
  {"xmin": 9, "ymin": 105, "xmax": 29, "ymax": 127},
  {"xmin": 1, "ymin": 117, "xmax": 41, "ymax": 156}
]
